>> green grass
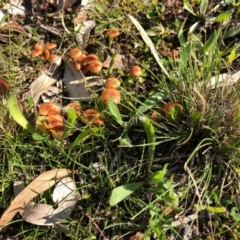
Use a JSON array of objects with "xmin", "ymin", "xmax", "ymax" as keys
[{"xmin": 1, "ymin": 0, "xmax": 240, "ymax": 239}]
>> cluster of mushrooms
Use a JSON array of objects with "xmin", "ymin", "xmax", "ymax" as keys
[{"xmin": 30, "ymin": 31, "xmax": 146, "ymax": 138}]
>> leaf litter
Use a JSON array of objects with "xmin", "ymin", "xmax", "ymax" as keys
[{"xmin": 0, "ymin": 169, "xmax": 73, "ymax": 232}]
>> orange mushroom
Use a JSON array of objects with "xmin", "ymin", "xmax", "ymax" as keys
[
  {"xmin": 101, "ymin": 88, "xmax": 121, "ymax": 104},
  {"xmin": 70, "ymin": 48, "xmax": 82, "ymax": 59},
  {"xmin": 39, "ymin": 102, "xmax": 61, "ymax": 116},
  {"xmin": 106, "ymin": 29, "xmax": 120, "ymax": 39},
  {"xmin": 30, "ymin": 44, "xmax": 43, "ymax": 57},
  {"xmin": 41, "ymin": 49, "xmax": 50, "ymax": 60},
  {"xmin": 105, "ymin": 77, "xmax": 120, "ymax": 89},
  {"xmin": 46, "ymin": 114, "xmax": 65, "ymax": 132},
  {"xmin": 130, "ymin": 65, "xmax": 142, "ymax": 77},
  {"xmin": 88, "ymin": 60, "xmax": 103, "ymax": 73},
  {"xmin": 83, "ymin": 109, "xmax": 104, "ymax": 126},
  {"xmin": 0, "ymin": 76, "xmax": 11, "ymax": 96},
  {"xmin": 151, "ymin": 109, "xmax": 165, "ymax": 122},
  {"xmin": 164, "ymin": 102, "xmax": 183, "ymax": 117},
  {"xmin": 49, "ymin": 54, "xmax": 59, "ymax": 62},
  {"xmin": 44, "ymin": 43, "xmax": 57, "ymax": 50},
  {"xmin": 66, "ymin": 102, "xmax": 81, "ymax": 115}
]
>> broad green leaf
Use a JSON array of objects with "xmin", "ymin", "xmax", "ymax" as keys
[
  {"xmin": 109, "ymin": 182, "xmax": 144, "ymax": 206},
  {"xmin": 141, "ymin": 117, "xmax": 156, "ymax": 174},
  {"xmin": 221, "ymin": 42, "xmax": 240, "ymax": 56},
  {"xmin": 119, "ymin": 134, "xmax": 132, "ymax": 146},
  {"xmin": 73, "ymin": 128, "xmax": 99, "ymax": 146},
  {"xmin": 128, "ymin": 15, "xmax": 170, "ymax": 79},
  {"xmin": 224, "ymin": 25, "xmax": 240, "ymax": 39},
  {"xmin": 230, "ymin": 207, "xmax": 240, "ymax": 221},
  {"xmin": 108, "ymin": 97, "xmax": 123, "ymax": 126},
  {"xmin": 137, "ymin": 91, "xmax": 166, "ymax": 114},
  {"xmin": 7, "ymin": 93, "xmax": 36, "ymax": 134},
  {"xmin": 228, "ymin": 48, "xmax": 236, "ymax": 64},
  {"xmin": 183, "ymin": 0, "xmax": 196, "ymax": 16},
  {"xmin": 148, "ymin": 164, "xmax": 168, "ymax": 184},
  {"xmin": 62, "ymin": 108, "xmax": 77, "ymax": 139},
  {"xmin": 200, "ymin": 0, "xmax": 208, "ymax": 16},
  {"xmin": 95, "ymin": 3, "xmax": 106, "ymax": 14},
  {"xmin": 213, "ymin": 10, "xmax": 233, "ymax": 22}
]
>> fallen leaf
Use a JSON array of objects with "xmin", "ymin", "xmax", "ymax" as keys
[
  {"xmin": 130, "ymin": 232, "xmax": 144, "ymax": 240},
  {"xmin": 74, "ymin": 10, "xmax": 88, "ymax": 24},
  {"xmin": 64, "ymin": 61, "xmax": 91, "ymax": 101},
  {"xmin": 102, "ymin": 53, "xmax": 124, "ymax": 69},
  {"xmin": 75, "ymin": 19, "xmax": 96, "ymax": 46},
  {"xmin": 0, "ymin": 168, "xmax": 71, "ymax": 232},
  {"xmin": 26, "ymin": 73, "xmax": 57, "ymax": 104},
  {"xmin": 21, "ymin": 177, "xmax": 77, "ymax": 226}
]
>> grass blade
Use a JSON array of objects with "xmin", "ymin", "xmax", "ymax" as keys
[
  {"xmin": 141, "ymin": 116, "xmax": 156, "ymax": 175},
  {"xmin": 128, "ymin": 15, "xmax": 170, "ymax": 79}
]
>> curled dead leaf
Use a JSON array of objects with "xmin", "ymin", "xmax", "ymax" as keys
[{"xmin": 0, "ymin": 169, "xmax": 71, "ymax": 232}]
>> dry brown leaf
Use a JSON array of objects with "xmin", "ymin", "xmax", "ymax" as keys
[
  {"xmin": 64, "ymin": 61, "xmax": 91, "ymax": 101},
  {"xmin": 102, "ymin": 53, "xmax": 124, "ymax": 69},
  {"xmin": 21, "ymin": 177, "xmax": 77, "ymax": 226},
  {"xmin": 25, "ymin": 73, "xmax": 57, "ymax": 104},
  {"xmin": 75, "ymin": 19, "xmax": 96, "ymax": 46},
  {"xmin": 0, "ymin": 169, "xmax": 71, "ymax": 232},
  {"xmin": 74, "ymin": 10, "xmax": 88, "ymax": 24},
  {"xmin": 130, "ymin": 232, "xmax": 144, "ymax": 240}
]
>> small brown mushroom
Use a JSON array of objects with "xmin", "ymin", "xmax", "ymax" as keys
[
  {"xmin": 164, "ymin": 102, "xmax": 183, "ymax": 116},
  {"xmin": 41, "ymin": 49, "xmax": 50, "ymax": 60},
  {"xmin": 83, "ymin": 109, "xmax": 104, "ymax": 126},
  {"xmin": 88, "ymin": 60, "xmax": 103, "ymax": 73},
  {"xmin": 70, "ymin": 48, "xmax": 82, "ymax": 59},
  {"xmin": 105, "ymin": 77, "xmax": 120, "ymax": 89},
  {"xmin": 106, "ymin": 29, "xmax": 120, "ymax": 39},
  {"xmin": 39, "ymin": 102, "xmax": 61, "ymax": 116},
  {"xmin": 101, "ymin": 88, "xmax": 121, "ymax": 104},
  {"xmin": 30, "ymin": 44, "xmax": 43, "ymax": 57},
  {"xmin": 44, "ymin": 43, "xmax": 57, "ymax": 50},
  {"xmin": 67, "ymin": 102, "xmax": 81, "ymax": 115},
  {"xmin": 130, "ymin": 65, "xmax": 142, "ymax": 77}
]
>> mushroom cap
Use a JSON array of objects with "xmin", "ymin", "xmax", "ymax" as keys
[
  {"xmin": 75, "ymin": 54, "xmax": 87, "ymax": 64},
  {"xmin": 33, "ymin": 44, "xmax": 43, "ymax": 52},
  {"xmin": 84, "ymin": 54, "xmax": 98, "ymax": 64},
  {"xmin": 49, "ymin": 54, "xmax": 59, "ymax": 62},
  {"xmin": 164, "ymin": 102, "xmax": 183, "ymax": 114},
  {"xmin": 46, "ymin": 115, "xmax": 65, "ymax": 132},
  {"xmin": 88, "ymin": 60, "xmax": 103, "ymax": 73},
  {"xmin": 67, "ymin": 102, "xmax": 81, "ymax": 115},
  {"xmin": 70, "ymin": 48, "xmax": 82, "ymax": 59},
  {"xmin": 101, "ymin": 89, "xmax": 121, "ymax": 104},
  {"xmin": 83, "ymin": 109, "xmax": 104, "ymax": 126},
  {"xmin": 130, "ymin": 65, "xmax": 142, "ymax": 77},
  {"xmin": 44, "ymin": 43, "xmax": 57, "ymax": 50},
  {"xmin": 0, "ymin": 77, "xmax": 11, "ymax": 96},
  {"xmin": 105, "ymin": 77, "xmax": 120, "ymax": 89},
  {"xmin": 106, "ymin": 29, "xmax": 120, "ymax": 38},
  {"xmin": 39, "ymin": 102, "xmax": 60, "ymax": 116},
  {"xmin": 31, "ymin": 44, "xmax": 43, "ymax": 57},
  {"xmin": 41, "ymin": 49, "xmax": 50, "ymax": 60}
]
